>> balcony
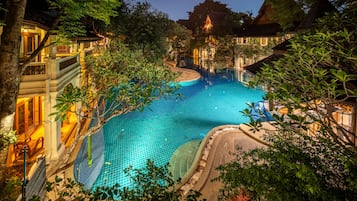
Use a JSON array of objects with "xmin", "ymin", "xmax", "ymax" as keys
[{"xmin": 19, "ymin": 54, "xmax": 81, "ymax": 97}]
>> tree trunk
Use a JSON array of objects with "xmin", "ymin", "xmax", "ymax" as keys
[
  {"xmin": 0, "ymin": 0, "xmax": 27, "ymax": 188},
  {"xmin": 352, "ymin": 105, "xmax": 357, "ymax": 146}
]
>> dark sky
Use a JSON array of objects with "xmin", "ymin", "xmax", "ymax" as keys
[{"xmin": 133, "ymin": 0, "xmax": 264, "ymax": 21}]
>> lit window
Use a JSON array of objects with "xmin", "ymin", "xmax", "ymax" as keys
[
  {"xmin": 237, "ymin": 38, "xmax": 244, "ymax": 44},
  {"xmin": 261, "ymin": 37, "xmax": 268, "ymax": 46}
]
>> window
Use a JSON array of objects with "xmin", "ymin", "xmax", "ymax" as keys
[
  {"xmin": 243, "ymin": 38, "xmax": 247, "ymax": 44},
  {"xmin": 14, "ymin": 97, "xmax": 41, "ymax": 135},
  {"xmin": 21, "ymin": 33, "xmax": 39, "ymax": 61},
  {"xmin": 237, "ymin": 38, "xmax": 243, "ymax": 44},
  {"xmin": 27, "ymin": 37, "xmax": 34, "ymax": 53},
  {"xmin": 24, "ymin": 35, "xmax": 36, "ymax": 55},
  {"xmin": 261, "ymin": 37, "xmax": 268, "ymax": 46}
]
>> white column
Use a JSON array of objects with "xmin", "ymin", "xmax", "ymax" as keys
[
  {"xmin": 79, "ymin": 42, "xmax": 85, "ymax": 64},
  {"xmin": 43, "ymin": 84, "xmax": 65, "ymax": 162}
]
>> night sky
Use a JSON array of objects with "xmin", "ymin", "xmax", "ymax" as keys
[{"xmin": 132, "ymin": 0, "xmax": 264, "ymax": 21}]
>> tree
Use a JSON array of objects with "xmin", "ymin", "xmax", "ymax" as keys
[
  {"xmin": 215, "ymin": 1, "xmax": 357, "ymax": 200},
  {"xmin": 264, "ymin": 0, "xmax": 305, "ymax": 30},
  {"xmin": 184, "ymin": 0, "xmax": 252, "ymax": 36},
  {"xmin": 45, "ymin": 160, "xmax": 204, "ymax": 201},
  {"xmin": 53, "ymin": 40, "xmax": 180, "ymax": 166},
  {"xmin": 216, "ymin": 131, "xmax": 357, "ymax": 200},
  {"xmin": 166, "ymin": 22, "xmax": 192, "ymax": 62},
  {"xmin": 212, "ymin": 35, "xmax": 235, "ymax": 69},
  {"xmin": 99, "ymin": 2, "xmax": 180, "ymax": 62},
  {"xmin": 0, "ymin": 0, "xmax": 120, "ymax": 189}
]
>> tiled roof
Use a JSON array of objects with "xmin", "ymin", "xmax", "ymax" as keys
[
  {"xmin": 272, "ymin": 40, "xmax": 291, "ymax": 53},
  {"xmin": 245, "ymin": 54, "xmax": 284, "ymax": 74},
  {"xmin": 234, "ymin": 23, "xmax": 283, "ymax": 37}
]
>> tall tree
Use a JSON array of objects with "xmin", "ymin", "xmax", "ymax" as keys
[
  {"xmin": 166, "ymin": 21, "xmax": 192, "ymax": 62},
  {"xmin": 264, "ymin": 0, "xmax": 305, "ymax": 30},
  {"xmin": 216, "ymin": 0, "xmax": 357, "ymax": 200},
  {"xmin": 184, "ymin": 0, "xmax": 251, "ymax": 36},
  {"xmin": 0, "ymin": 0, "xmax": 120, "ymax": 189},
  {"xmin": 212, "ymin": 35, "xmax": 235, "ymax": 69},
  {"xmin": 101, "ymin": 2, "xmax": 178, "ymax": 62}
]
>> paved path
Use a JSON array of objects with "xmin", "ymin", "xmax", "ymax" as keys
[{"xmin": 191, "ymin": 129, "xmax": 266, "ymax": 201}]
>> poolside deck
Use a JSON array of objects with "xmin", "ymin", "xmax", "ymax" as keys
[
  {"xmin": 166, "ymin": 61, "xmax": 201, "ymax": 82},
  {"xmin": 178, "ymin": 123, "xmax": 273, "ymax": 201},
  {"xmin": 170, "ymin": 66, "xmax": 201, "ymax": 82}
]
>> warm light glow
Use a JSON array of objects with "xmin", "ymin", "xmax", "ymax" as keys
[
  {"xmin": 17, "ymin": 97, "xmax": 30, "ymax": 103},
  {"xmin": 203, "ymin": 15, "xmax": 213, "ymax": 34}
]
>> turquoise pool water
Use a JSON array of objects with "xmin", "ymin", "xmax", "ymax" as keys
[{"xmin": 91, "ymin": 69, "xmax": 266, "ymax": 189}]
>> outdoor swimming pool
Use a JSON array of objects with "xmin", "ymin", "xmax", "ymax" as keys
[{"xmin": 88, "ymin": 69, "xmax": 266, "ymax": 189}]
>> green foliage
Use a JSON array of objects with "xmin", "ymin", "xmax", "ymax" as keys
[
  {"xmin": 0, "ymin": 176, "xmax": 22, "ymax": 200},
  {"xmin": 52, "ymin": 40, "xmax": 180, "ymax": 126},
  {"xmin": 215, "ymin": 131, "xmax": 357, "ymax": 201},
  {"xmin": 49, "ymin": 0, "xmax": 120, "ymax": 38},
  {"xmin": 0, "ymin": 129, "xmax": 17, "ymax": 150},
  {"xmin": 248, "ymin": 4, "xmax": 357, "ymax": 145},
  {"xmin": 213, "ymin": 36, "xmax": 235, "ymax": 69},
  {"xmin": 117, "ymin": 160, "xmax": 185, "ymax": 200},
  {"xmin": 167, "ymin": 22, "xmax": 192, "ymax": 61},
  {"xmin": 46, "ymin": 175, "xmax": 95, "ymax": 200},
  {"xmin": 51, "ymin": 84, "xmax": 82, "ymax": 121},
  {"xmin": 265, "ymin": 0, "xmax": 305, "ymax": 30},
  {"xmin": 184, "ymin": 0, "xmax": 252, "ymax": 36},
  {"xmin": 102, "ymin": 2, "xmax": 182, "ymax": 62},
  {"xmin": 216, "ymin": 2, "xmax": 357, "ymax": 201},
  {"xmin": 46, "ymin": 160, "xmax": 204, "ymax": 201},
  {"xmin": 249, "ymin": 28, "xmax": 357, "ymax": 145}
]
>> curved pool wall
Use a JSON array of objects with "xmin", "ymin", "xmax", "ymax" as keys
[
  {"xmin": 73, "ymin": 128, "xmax": 104, "ymax": 189},
  {"xmin": 178, "ymin": 79, "xmax": 200, "ymax": 87},
  {"xmin": 76, "ymin": 68, "xmax": 267, "ymax": 190},
  {"xmin": 169, "ymin": 78, "xmax": 200, "ymax": 87}
]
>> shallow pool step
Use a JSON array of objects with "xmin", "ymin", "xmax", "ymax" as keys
[{"xmin": 169, "ymin": 140, "xmax": 201, "ymax": 182}]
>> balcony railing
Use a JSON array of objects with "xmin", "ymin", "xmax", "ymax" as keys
[
  {"xmin": 23, "ymin": 62, "xmax": 46, "ymax": 75},
  {"xmin": 59, "ymin": 55, "xmax": 78, "ymax": 71},
  {"xmin": 19, "ymin": 53, "xmax": 80, "ymax": 96}
]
